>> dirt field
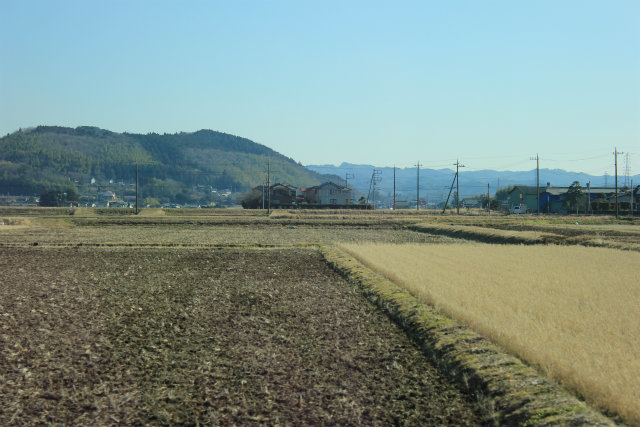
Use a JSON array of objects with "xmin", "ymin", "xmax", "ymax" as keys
[{"xmin": 0, "ymin": 246, "xmax": 487, "ymax": 426}]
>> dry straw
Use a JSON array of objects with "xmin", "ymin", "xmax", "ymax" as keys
[{"xmin": 338, "ymin": 242, "xmax": 640, "ymax": 425}]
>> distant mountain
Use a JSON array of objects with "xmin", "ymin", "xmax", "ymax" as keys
[
  {"xmin": 307, "ymin": 162, "xmax": 640, "ymax": 202},
  {"xmin": 0, "ymin": 126, "xmax": 337, "ymax": 203}
]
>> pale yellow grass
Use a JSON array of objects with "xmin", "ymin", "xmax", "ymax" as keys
[
  {"xmin": 0, "ymin": 217, "xmax": 34, "ymax": 230},
  {"xmin": 338, "ymin": 242, "xmax": 640, "ymax": 425}
]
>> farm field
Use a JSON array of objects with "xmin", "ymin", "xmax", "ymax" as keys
[
  {"xmin": 0, "ymin": 222, "xmax": 459, "ymax": 247},
  {"xmin": 0, "ymin": 246, "xmax": 486, "ymax": 426},
  {"xmin": 339, "ymin": 242, "xmax": 640, "ymax": 425},
  {"xmin": 0, "ymin": 207, "xmax": 637, "ymax": 425}
]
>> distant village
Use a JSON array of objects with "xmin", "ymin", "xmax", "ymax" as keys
[
  {"xmin": 246, "ymin": 181, "xmax": 639, "ymax": 215},
  {"xmin": 1, "ymin": 177, "xmax": 638, "ymax": 215}
]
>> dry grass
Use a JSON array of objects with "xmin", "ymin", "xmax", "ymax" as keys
[
  {"xmin": 338, "ymin": 242, "xmax": 640, "ymax": 426},
  {"xmin": 0, "ymin": 224, "xmax": 460, "ymax": 247}
]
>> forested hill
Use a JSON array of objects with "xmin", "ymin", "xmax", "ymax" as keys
[{"xmin": 0, "ymin": 126, "xmax": 334, "ymax": 199}]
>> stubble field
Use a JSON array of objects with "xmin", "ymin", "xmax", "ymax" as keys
[
  {"xmin": 1, "ymin": 207, "xmax": 637, "ymax": 425},
  {"xmin": 0, "ymin": 245, "xmax": 484, "ymax": 425}
]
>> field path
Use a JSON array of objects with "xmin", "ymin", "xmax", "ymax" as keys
[{"xmin": 0, "ymin": 247, "xmax": 487, "ymax": 426}]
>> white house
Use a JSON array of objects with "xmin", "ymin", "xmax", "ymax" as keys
[{"xmin": 303, "ymin": 182, "xmax": 353, "ymax": 205}]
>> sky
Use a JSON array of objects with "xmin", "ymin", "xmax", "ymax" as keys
[{"xmin": 1, "ymin": 0, "xmax": 639, "ymax": 175}]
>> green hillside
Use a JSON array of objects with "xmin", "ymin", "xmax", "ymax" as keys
[{"xmin": 0, "ymin": 126, "xmax": 334, "ymax": 204}]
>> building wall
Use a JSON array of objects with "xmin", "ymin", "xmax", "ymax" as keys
[
  {"xmin": 508, "ymin": 188, "xmax": 538, "ymax": 212},
  {"xmin": 318, "ymin": 185, "xmax": 352, "ymax": 204},
  {"xmin": 270, "ymin": 186, "xmax": 296, "ymax": 205},
  {"xmin": 305, "ymin": 183, "xmax": 353, "ymax": 204}
]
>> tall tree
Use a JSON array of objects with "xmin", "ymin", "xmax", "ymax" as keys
[
  {"xmin": 565, "ymin": 181, "xmax": 585, "ymax": 213},
  {"xmin": 39, "ymin": 189, "xmax": 61, "ymax": 206}
]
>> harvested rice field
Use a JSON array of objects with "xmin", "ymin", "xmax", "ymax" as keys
[
  {"xmin": 0, "ymin": 222, "xmax": 461, "ymax": 247},
  {"xmin": 0, "ymin": 246, "xmax": 487, "ymax": 426}
]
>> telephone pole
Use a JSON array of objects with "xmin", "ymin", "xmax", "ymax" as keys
[
  {"xmin": 487, "ymin": 183, "xmax": 491, "ymax": 215},
  {"xmin": 631, "ymin": 179, "xmax": 635, "ymax": 217},
  {"xmin": 416, "ymin": 161, "xmax": 422, "ymax": 211},
  {"xmin": 615, "ymin": 148, "xmax": 622, "ymax": 219},
  {"xmin": 135, "ymin": 161, "xmax": 139, "ymax": 214},
  {"xmin": 393, "ymin": 165, "xmax": 396, "ymax": 210},
  {"xmin": 267, "ymin": 159, "xmax": 271, "ymax": 215},
  {"xmin": 531, "ymin": 154, "xmax": 540, "ymax": 215},
  {"xmin": 454, "ymin": 160, "xmax": 465, "ymax": 214}
]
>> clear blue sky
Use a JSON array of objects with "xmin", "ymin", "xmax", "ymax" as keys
[{"xmin": 1, "ymin": 0, "xmax": 639, "ymax": 175}]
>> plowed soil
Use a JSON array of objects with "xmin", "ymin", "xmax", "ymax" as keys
[{"xmin": 0, "ymin": 247, "xmax": 486, "ymax": 426}]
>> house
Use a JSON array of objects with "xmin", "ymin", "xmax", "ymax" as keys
[
  {"xmin": 303, "ymin": 182, "xmax": 353, "ymax": 205},
  {"xmin": 269, "ymin": 183, "xmax": 297, "ymax": 206},
  {"xmin": 123, "ymin": 195, "xmax": 137, "ymax": 207},
  {"xmin": 509, "ymin": 184, "xmax": 629, "ymax": 214},
  {"xmin": 108, "ymin": 200, "xmax": 128, "ymax": 208},
  {"xmin": 98, "ymin": 190, "xmax": 116, "ymax": 201},
  {"xmin": 251, "ymin": 183, "xmax": 298, "ymax": 207},
  {"xmin": 507, "ymin": 186, "xmax": 542, "ymax": 213}
]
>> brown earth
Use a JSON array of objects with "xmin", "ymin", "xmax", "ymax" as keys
[{"xmin": 0, "ymin": 246, "xmax": 488, "ymax": 426}]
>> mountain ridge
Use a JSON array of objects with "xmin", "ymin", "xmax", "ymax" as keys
[{"xmin": 0, "ymin": 125, "xmax": 338, "ymax": 203}]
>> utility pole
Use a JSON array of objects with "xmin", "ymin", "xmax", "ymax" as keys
[
  {"xmin": 587, "ymin": 181, "xmax": 591, "ymax": 214},
  {"xmin": 135, "ymin": 161, "xmax": 139, "ymax": 214},
  {"xmin": 366, "ymin": 169, "xmax": 381, "ymax": 209},
  {"xmin": 615, "ymin": 148, "xmax": 622, "ymax": 219},
  {"xmin": 393, "ymin": 165, "xmax": 396, "ymax": 210},
  {"xmin": 442, "ymin": 172, "xmax": 457, "ymax": 215},
  {"xmin": 454, "ymin": 160, "xmax": 465, "ymax": 214},
  {"xmin": 531, "ymin": 154, "xmax": 540, "ymax": 215},
  {"xmin": 416, "ymin": 161, "xmax": 422, "ymax": 211},
  {"xmin": 267, "ymin": 159, "xmax": 271, "ymax": 215},
  {"xmin": 631, "ymin": 179, "xmax": 635, "ymax": 217},
  {"xmin": 487, "ymin": 183, "xmax": 491, "ymax": 215}
]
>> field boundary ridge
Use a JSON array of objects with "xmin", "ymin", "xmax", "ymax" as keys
[
  {"xmin": 408, "ymin": 222, "xmax": 640, "ymax": 251},
  {"xmin": 408, "ymin": 223, "xmax": 550, "ymax": 245},
  {"xmin": 320, "ymin": 245, "xmax": 617, "ymax": 427}
]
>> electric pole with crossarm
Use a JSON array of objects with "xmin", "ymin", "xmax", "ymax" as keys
[{"xmin": 454, "ymin": 160, "xmax": 465, "ymax": 214}]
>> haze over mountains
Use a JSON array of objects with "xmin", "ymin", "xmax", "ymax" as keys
[{"xmin": 307, "ymin": 163, "xmax": 640, "ymax": 202}]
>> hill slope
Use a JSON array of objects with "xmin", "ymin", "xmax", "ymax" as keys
[{"xmin": 0, "ymin": 126, "xmax": 335, "ymax": 202}]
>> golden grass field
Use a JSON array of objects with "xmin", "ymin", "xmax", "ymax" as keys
[{"xmin": 338, "ymin": 242, "xmax": 640, "ymax": 425}]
